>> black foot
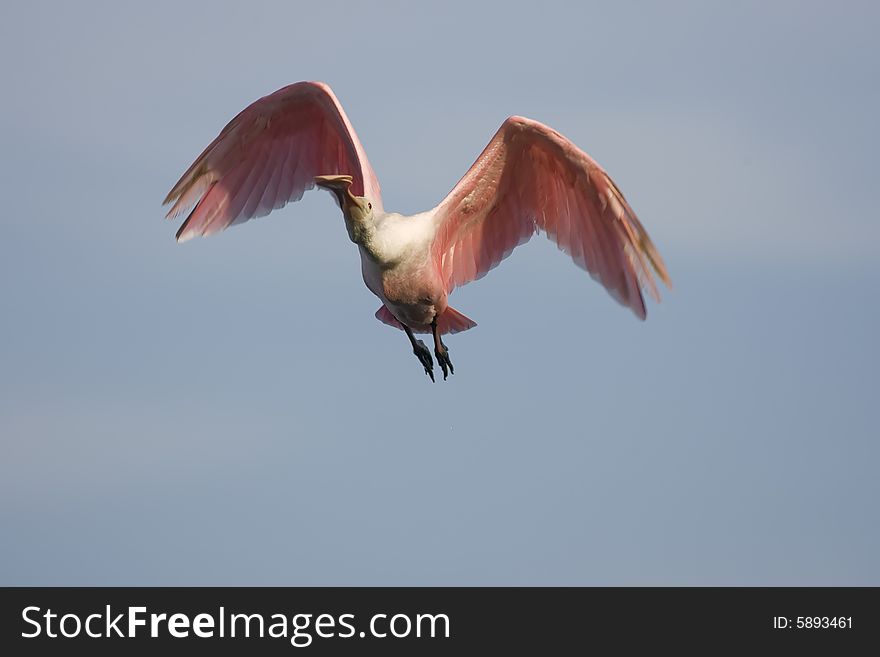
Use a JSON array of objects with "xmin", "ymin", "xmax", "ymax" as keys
[
  {"xmin": 413, "ymin": 340, "xmax": 435, "ymax": 382},
  {"xmin": 435, "ymin": 345, "xmax": 454, "ymax": 380}
]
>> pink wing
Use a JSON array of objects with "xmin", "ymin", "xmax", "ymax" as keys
[
  {"xmin": 164, "ymin": 81, "xmax": 383, "ymax": 242},
  {"xmin": 431, "ymin": 116, "xmax": 671, "ymax": 319}
]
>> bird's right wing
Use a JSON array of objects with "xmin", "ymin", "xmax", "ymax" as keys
[
  {"xmin": 431, "ymin": 116, "xmax": 670, "ymax": 319},
  {"xmin": 164, "ymin": 81, "xmax": 383, "ymax": 242}
]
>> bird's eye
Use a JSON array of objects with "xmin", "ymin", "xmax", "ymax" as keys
[{"xmin": 368, "ymin": 202, "xmax": 372, "ymax": 210}]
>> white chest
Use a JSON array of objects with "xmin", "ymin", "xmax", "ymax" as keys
[
  {"xmin": 361, "ymin": 211, "xmax": 436, "ymax": 269},
  {"xmin": 356, "ymin": 210, "xmax": 437, "ymax": 302}
]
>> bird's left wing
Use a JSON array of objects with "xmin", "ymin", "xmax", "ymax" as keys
[
  {"xmin": 431, "ymin": 116, "xmax": 670, "ymax": 319},
  {"xmin": 164, "ymin": 81, "xmax": 383, "ymax": 242}
]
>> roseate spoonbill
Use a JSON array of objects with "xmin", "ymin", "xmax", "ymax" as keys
[{"xmin": 164, "ymin": 81, "xmax": 670, "ymax": 381}]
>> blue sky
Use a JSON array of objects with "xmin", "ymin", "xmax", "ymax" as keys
[{"xmin": 1, "ymin": 1, "xmax": 877, "ymax": 584}]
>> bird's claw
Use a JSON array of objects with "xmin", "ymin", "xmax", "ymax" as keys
[
  {"xmin": 413, "ymin": 340, "xmax": 435, "ymax": 382},
  {"xmin": 435, "ymin": 346, "xmax": 454, "ymax": 381}
]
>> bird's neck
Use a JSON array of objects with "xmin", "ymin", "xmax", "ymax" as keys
[{"xmin": 344, "ymin": 210, "xmax": 378, "ymax": 254}]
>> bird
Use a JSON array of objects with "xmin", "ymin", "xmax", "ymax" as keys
[{"xmin": 163, "ymin": 81, "xmax": 671, "ymax": 381}]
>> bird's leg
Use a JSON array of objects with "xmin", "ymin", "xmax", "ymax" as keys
[
  {"xmin": 431, "ymin": 316, "xmax": 454, "ymax": 380},
  {"xmin": 402, "ymin": 323, "xmax": 435, "ymax": 382}
]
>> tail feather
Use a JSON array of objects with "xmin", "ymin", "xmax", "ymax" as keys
[
  {"xmin": 437, "ymin": 306, "xmax": 477, "ymax": 334},
  {"xmin": 375, "ymin": 305, "xmax": 477, "ymax": 335}
]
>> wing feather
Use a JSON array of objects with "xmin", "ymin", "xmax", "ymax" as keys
[
  {"xmin": 253, "ymin": 138, "xmax": 286, "ymax": 217},
  {"xmin": 431, "ymin": 116, "xmax": 670, "ymax": 318},
  {"xmin": 165, "ymin": 81, "xmax": 382, "ymax": 242}
]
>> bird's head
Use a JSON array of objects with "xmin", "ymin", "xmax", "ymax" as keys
[{"xmin": 315, "ymin": 174, "xmax": 374, "ymax": 224}]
